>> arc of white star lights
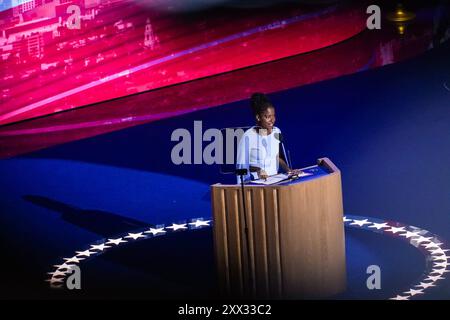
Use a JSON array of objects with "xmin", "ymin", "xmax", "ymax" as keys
[
  {"xmin": 343, "ymin": 215, "xmax": 450, "ymax": 300},
  {"xmin": 46, "ymin": 219, "xmax": 212, "ymax": 288},
  {"xmin": 46, "ymin": 216, "xmax": 448, "ymax": 299}
]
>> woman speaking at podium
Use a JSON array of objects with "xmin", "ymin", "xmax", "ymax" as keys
[{"xmin": 236, "ymin": 93, "xmax": 299, "ymax": 182}]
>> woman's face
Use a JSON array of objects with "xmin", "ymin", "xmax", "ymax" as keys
[{"xmin": 256, "ymin": 107, "xmax": 276, "ymax": 132}]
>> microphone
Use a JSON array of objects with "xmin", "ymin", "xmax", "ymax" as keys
[
  {"xmin": 288, "ymin": 150, "xmax": 293, "ymax": 171},
  {"xmin": 275, "ymin": 132, "xmax": 291, "ymax": 169}
]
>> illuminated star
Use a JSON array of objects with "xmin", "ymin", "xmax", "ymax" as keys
[
  {"xmin": 385, "ymin": 226, "xmax": 406, "ymax": 234},
  {"xmin": 63, "ymin": 256, "xmax": 84, "ymax": 264},
  {"xmin": 423, "ymin": 242, "xmax": 439, "ymax": 249},
  {"xmin": 424, "ymin": 275, "xmax": 445, "ymax": 282},
  {"xmin": 432, "ymin": 255, "xmax": 448, "ymax": 261},
  {"xmin": 414, "ymin": 236, "xmax": 433, "ymax": 244},
  {"xmin": 350, "ymin": 219, "xmax": 371, "ymax": 227},
  {"xmin": 368, "ymin": 222, "xmax": 389, "ymax": 230},
  {"xmin": 47, "ymin": 270, "xmax": 68, "ymax": 277},
  {"xmin": 433, "ymin": 261, "xmax": 449, "ymax": 269},
  {"xmin": 423, "ymin": 242, "xmax": 438, "ymax": 249},
  {"xmin": 125, "ymin": 232, "xmax": 146, "ymax": 240},
  {"xmin": 390, "ymin": 295, "xmax": 409, "ymax": 300},
  {"xmin": 401, "ymin": 231, "xmax": 421, "ymax": 238},
  {"xmin": 76, "ymin": 250, "xmax": 95, "ymax": 257},
  {"xmin": 53, "ymin": 263, "xmax": 74, "ymax": 270},
  {"xmin": 106, "ymin": 238, "xmax": 127, "ymax": 245},
  {"xmin": 430, "ymin": 248, "xmax": 446, "ymax": 255},
  {"xmin": 429, "ymin": 270, "xmax": 444, "ymax": 276},
  {"xmin": 403, "ymin": 289, "xmax": 424, "ymax": 296},
  {"xmin": 90, "ymin": 243, "xmax": 111, "ymax": 251},
  {"xmin": 430, "ymin": 268, "xmax": 450, "ymax": 275},
  {"xmin": 430, "ymin": 248, "xmax": 449, "ymax": 255},
  {"xmin": 343, "ymin": 216, "xmax": 352, "ymax": 222},
  {"xmin": 415, "ymin": 282, "xmax": 436, "ymax": 289},
  {"xmin": 166, "ymin": 223, "xmax": 188, "ymax": 231},
  {"xmin": 189, "ymin": 219, "xmax": 211, "ymax": 228},
  {"xmin": 46, "ymin": 278, "xmax": 64, "ymax": 284},
  {"xmin": 145, "ymin": 227, "xmax": 166, "ymax": 236}
]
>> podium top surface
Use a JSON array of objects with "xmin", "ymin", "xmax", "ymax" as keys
[{"xmin": 213, "ymin": 158, "xmax": 339, "ymax": 188}]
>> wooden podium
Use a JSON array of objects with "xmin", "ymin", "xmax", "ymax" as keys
[{"xmin": 211, "ymin": 158, "xmax": 346, "ymax": 299}]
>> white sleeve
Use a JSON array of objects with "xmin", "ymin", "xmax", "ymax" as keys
[
  {"xmin": 236, "ymin": 134, "xmax": 249, "ymax": 169},
  {"xmin": 235, "ymin": 134, "xmax": 252, "ymax": 182}
]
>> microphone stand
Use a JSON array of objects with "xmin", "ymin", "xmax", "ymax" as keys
[
  {"xmin": 275, "ymin": 132, "xmax": 290, "ymax": 170},
  {"xmin": 235, "ymin": 168, "xmax": 254, "ymax": 297}
]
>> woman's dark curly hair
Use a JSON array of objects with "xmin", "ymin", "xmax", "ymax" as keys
[{"xmin": 250, "ymin": 93, "xmax": 274, "ymax": 116}]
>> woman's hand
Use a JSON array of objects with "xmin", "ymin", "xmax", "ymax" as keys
[
  {"xmin": 288, "ymin": 168, "xmax": 302, "ymax": 176},
  {"xmin": 258, "ymin": 169, "xmax": 268, "ymax": 180}
]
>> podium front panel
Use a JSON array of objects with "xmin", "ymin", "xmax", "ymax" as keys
[{"xmin": 211, "ymin": 158, "xmax": 346, "ymax": 298}]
